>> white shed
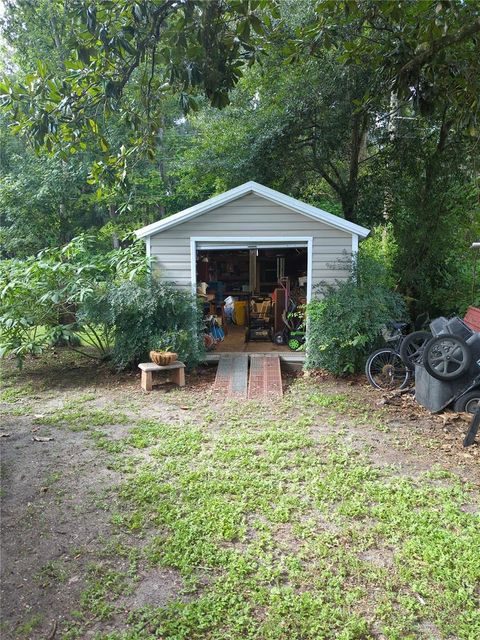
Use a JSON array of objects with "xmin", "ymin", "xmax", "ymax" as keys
[{"xmin": 135, "ymin": 181, "xmax": 369, "ymax": 357}]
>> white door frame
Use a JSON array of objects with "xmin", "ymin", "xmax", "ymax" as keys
[{"xmin": 190, "ymin": 236, "xmax": 314, "ymax": 302}]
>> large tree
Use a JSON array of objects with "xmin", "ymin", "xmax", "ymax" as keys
[
  {"xmin": 0, "ymin": 1, "xmax": 270, "ymax": 161},
  {"xmin": 1, "ymin": 1, "xmax": 248, "ymax": 250},
  {"xmin": 307, "ymin": 0, "xmax": 480, "ymax": 132},
  {"xmin": 172, "ymin": 54, "xmax": 378, "ymax": 223},
  {"xmin": 1, "ymin": 0, "xmax": 478, "ymax": 316}
]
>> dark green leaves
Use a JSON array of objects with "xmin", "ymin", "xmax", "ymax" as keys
[
  {"xmin": 306, "ymin": 0, "xmax": 480, "ymax": 129},
  {"xmin": 1, "ymin": 0, "xmax": 270, "ymax": 170},
  {"xmin": 86, "ymin": 4, "xmax": 97, "ymax": 33}
]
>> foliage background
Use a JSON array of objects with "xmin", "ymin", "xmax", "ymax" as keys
[
  {"xmin": 0, "ymin": 0, "xmax": 479, "ymax": 371},
  {"xmin": 0, "ymin": 235, "xmax": 204, "ymax": 369},
  {"xmin": 306, "ymin": 256, "xmax": 407, "ymax": 375}
]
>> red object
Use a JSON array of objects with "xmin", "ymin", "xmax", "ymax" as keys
[
  {"xmin": 273, "ymin": 287, "xmax": 287, "ymax": 334},
  {"xmin": 464, "ymin": 306, "xmax": 480, "ymax": 333}
]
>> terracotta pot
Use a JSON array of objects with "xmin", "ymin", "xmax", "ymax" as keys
[{"xmin": 149, "ymin": 351, "xmax": 178, "ymax": 366}]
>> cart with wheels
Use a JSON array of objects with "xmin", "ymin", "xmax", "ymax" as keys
[{"xmin": 414, "ymin": 311, "xmax": 480, "ymax": 415}]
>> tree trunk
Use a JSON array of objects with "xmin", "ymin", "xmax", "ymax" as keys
[
  {"xmin": 156, "ymin": 122, "xmax": 167, "ymax": 218},
  {"xmin": 340, "ymin": 190, "xmax": 357, "ymax": 222},
  {"xmin": 382, "ymin": 93, "xmax": 400, "ymax": 253},
  {"xmin": 312, "ymin": 109, "xmax": 369, "ymax": 223},
  {"xmin": 399, "ymin": 109, "xmax": 453, "ymax": 315},
  {"xmin": 108, "ymin": 204, "xmax": 120, "ymax": 249}
]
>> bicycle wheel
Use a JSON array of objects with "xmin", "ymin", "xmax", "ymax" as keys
[
  {"xmin": 399, "ymin": 330, "xmax": 431, "ymax": 369},
  {"xmin": 365, "ymin": 348, "xmax": 411, "ymax": 390}
]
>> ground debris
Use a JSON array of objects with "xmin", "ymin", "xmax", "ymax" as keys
[
  {"xmin": 32, "ymin": 436, "xmax": 54, "ymax": 442},
  {"xmin": 438, "ymin": 411, "xmax": 471, "ymax": 427},
  {"xmin": 377, "ymin": 390, "xmax": 422, "ymax": 414},
  {"xmin": 45, "ymin": 620, "xmax": 57, "ymax": 639}
]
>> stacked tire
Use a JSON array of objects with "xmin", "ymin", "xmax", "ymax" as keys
[{"xmin": 365, "ymin": 325, "xmax": 480, "ymax": 414}]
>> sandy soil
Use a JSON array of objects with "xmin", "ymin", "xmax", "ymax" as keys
[{"xmin": 1, "ymin": 351, "xmax": 478, "ymax": 639}]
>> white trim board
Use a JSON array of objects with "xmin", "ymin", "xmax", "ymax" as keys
[
  {"xmin": 135, "ymin": 181, "xmax": 370, "ymax": 240},
  {"xmin": 352, "ymin": 234, "xmax": 359, "ymax": 254},
  {"xmin": 190, "ymin": 236, "xmax": 314, "ymax": 302}
]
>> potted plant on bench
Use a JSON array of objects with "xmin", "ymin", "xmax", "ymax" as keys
[
  {"xmin": 149, "ymin": 342, "xmax": 178, "ymax": 366},
  {"xmin": 149, "ymin": 349, "xmax": 178, "ymax": 367}
]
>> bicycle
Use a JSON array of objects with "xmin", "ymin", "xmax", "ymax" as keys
[{"xmin": 365, "ymin": 323, "xmax": 431, "ymax": 391}]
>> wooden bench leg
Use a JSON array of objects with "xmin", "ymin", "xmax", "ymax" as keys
[
  {"xmin": 141, "ymin": 370, "xmax": 153, "ymax": 392},
  {"xmin": 171, "ymin": 367, "xmax": 185, "ymax": 387}
]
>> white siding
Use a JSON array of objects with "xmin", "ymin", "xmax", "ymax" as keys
[{"xmin": 149, "ymin": 194, "xmax": 352, "ymax": 291}]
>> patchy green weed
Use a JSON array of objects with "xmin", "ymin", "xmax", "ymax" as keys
[
  {"xmin": 4, "ymin": 365, "xmax": 479, "ymax": 640},
  {"xmin": 35, "ymin": 560, "xmax": 68, "ymax": 588},
  {"xmin": 15, "ymin": 614, "xmax": 43, "ymax": 637},
  {"xmin": 80, "ymin": 564, "xmax": 129, "ymax": 620},
  {"xmin": 35, "ymin": 402, "xmax": 129, "ymax": 431},
  {"xmin": 0, "ymin": 383, "xmax": 35, "ymax": 403},
  {"xmin": 90, "ymin": 430, "xmax": 127, "ymax": 453},
  {"xmin": 85, "ymin": 395, "xmax": 480, "ymax": 640}
]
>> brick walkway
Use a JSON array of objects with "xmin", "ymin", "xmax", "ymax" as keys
[
  {"xmin": 248, "ymin": 355, "xmax": 283, "ymax": 399},
  {"xmin": 214, "ymin": 354, "xmax": 283, "ymax": 400}
]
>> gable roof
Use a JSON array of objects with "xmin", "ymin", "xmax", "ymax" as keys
[{"xmin": 134, "ymin": 181, "xmax": 370, "ymax": 239}]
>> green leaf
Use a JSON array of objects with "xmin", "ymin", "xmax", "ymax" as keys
[
  {"xmin": 88, "ymin": 118, "xmax": 99, "ymax": 134},
  {"xmin": 36, "ymin": 60, "xmax": 48, "ymax": 78},
  {"xmin": 99, "ymin": 137, "xmax": 109, "ymax": 152}
]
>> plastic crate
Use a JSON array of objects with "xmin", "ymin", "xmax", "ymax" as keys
[{"xmin": 430, "ymin": 317, "xmax": 448, "ymax": 336}]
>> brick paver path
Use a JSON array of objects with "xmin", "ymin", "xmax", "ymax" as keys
[
  {"xmin": 213, "ymin": 354, "xmax": 283, "ymax": 399},
  {"xmin": 248, "ymin": 355, "xmax": 283, "ymax": 399}
]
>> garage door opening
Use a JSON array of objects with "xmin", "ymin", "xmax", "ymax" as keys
[{"xmin": 194, "ymin": 243, "xmax": 309, "ymax": 354}]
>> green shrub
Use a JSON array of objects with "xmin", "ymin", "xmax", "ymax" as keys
[
  {"xmin": 108, "ymin": 280, "xmax": 204, "ymax": 370},
  {"xmin": 360, "ymin": 224, "xmax": 398, "ymax": 290},
  {"xmin": 0, "ymin": 235, "xmax": 148, "ymax": 366},
  {"xmin": 305, "ymin": 255, "xmax": 407, "ymax": 375},
  {"xmin": 0, "ymin": 235, "xmax": 205, "ymax": 370}
]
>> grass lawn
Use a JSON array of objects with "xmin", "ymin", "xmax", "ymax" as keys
[{"xmin": 1, "ymin": 351, "xmax": 479, "ymax": 640}]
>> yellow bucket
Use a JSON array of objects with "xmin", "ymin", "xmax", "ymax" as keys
[{"xmin": 233, "ymin": 301, "xmax": 247, "ymax": 325}]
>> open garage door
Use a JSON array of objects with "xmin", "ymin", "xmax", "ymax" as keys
[{"xmin": 191, "ymin": 236, "xmax": 312, "ymax": 301}]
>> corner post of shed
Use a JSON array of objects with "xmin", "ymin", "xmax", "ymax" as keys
[{"xmin": 190, "ymin": 237, "xmax": 197, "ymax": 296}]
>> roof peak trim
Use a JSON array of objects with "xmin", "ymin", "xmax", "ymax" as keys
[{"xmin": 135, "ymin": 181, "xmax": 370, "ymax": 239}]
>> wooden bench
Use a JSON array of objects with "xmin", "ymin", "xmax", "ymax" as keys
[
  {"xmin": 464, "ymin": 306, "xmax": 480, "ymax": 333},
  {"xmin": 138, "ymin": 362, "xmax": 185, "ymax": 391}
]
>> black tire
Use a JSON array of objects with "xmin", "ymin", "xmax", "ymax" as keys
[
  {"xmin": 365, "ymin": 348, "xmax": 411, "ymax": 391},
  {"xmin": 274, "ymin": 331, "xmax": 285, "ymax": 345},
  {"xmin": 453, "ymin": 389, "xmax": 480, "ymax": 414},
  {"xmin": 423, "ymin": 334, "xmax": 472, "ymax": 381},
  {"xmin": 399, "ymin": 331, "xmax": 432, "ymax": 369}
]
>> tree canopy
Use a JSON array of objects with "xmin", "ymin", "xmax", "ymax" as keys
[{"xmin": 1, "ymin": 0, "xmax": 479, "ymax": 327}]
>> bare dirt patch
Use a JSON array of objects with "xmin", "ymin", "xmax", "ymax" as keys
[
  {"xmin": 1, "ymin": 351, "xmax": 478, "ymax": 639},
  {"xmin": 1, "ymin": 352, "xmax": 216, "ymax": 639}
]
